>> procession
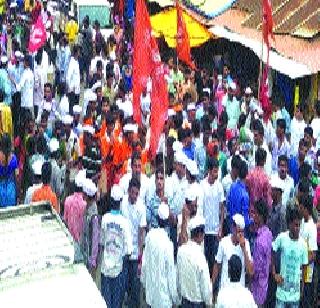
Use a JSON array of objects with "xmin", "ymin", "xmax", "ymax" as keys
[{"xmin": 0, "ymin": 0, "xmax": 319, "ymax": 307}]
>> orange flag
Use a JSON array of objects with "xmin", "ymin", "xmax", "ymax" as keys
[
  {"xmin": 176, "ymin": 0, "xmax": 195, "ymax": 69},
  {"xmin": 132, "ymin": 0, "xmax": 154, "ymax": 125}
]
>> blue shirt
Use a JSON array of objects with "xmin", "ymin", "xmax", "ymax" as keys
[
  {"xmin": 227, "ymin": 180, "xmax": 251, "ymax": 227},
  {"xmin": 288, "ymin": 156, "xmax": 300, "ymax": 186},
  {"xmin": 183, "ymin": 143, "xmax": 195, "ymax": 160}
]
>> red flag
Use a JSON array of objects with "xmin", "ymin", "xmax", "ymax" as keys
[
  {"xmin": 176, "ymin": 1, "xmax": 195, "ymax": 69},
  {"xmin": 262, "ymin": 0, "xmax": 274, "ymax": 49},
  {"xmin": 28, "ymin": 15, "xmax": 46, "ymax": 53},
  {"xmin": 149, "ymin": 38, "xmax": 169, "ymax": 160},
  {"xmin": 259, "ymin": 66, "xmax": 272, "ymax": 122},
  {"xmin": 132, "ymin": 0, "xmax": 154, "ymax": 125}
]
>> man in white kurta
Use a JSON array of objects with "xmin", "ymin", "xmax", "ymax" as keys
[{"xmin": 141, "ymin": 202, "xmax": 179, "ymax": 308}]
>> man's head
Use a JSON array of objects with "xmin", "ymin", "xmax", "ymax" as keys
[
  {"xmin": 298, "ymin": 138, "xmax": 308, "ymax": 161},
  {"xmin": 238, "ymin": 159, "xmax": 248, "ymax": 181},
  {"xmin": 72, "ymin": 45, "xmax": 81, "ymax": 58},
  {"xmin": 128, "ymin": 177, "xmax": 141, "ymax": 205},
  {"xmin": 41, "ymin": 161, "xmax": 52, "ymax": 185},
  {"xmin": 24, "ymin": 55, "xmax": 32, "ymax": 69},
  {"xmin": 131, "ymin": 151, "xmax": 142, "ymax": 177},
  {"xmin": 230, "ymin": 155, "xmax": 241, "ymax": 180},
  {"xmin": 253, "ymin": 199, "xmax": 269, "ymax": 228},
  {"xmin": 299, "ymin": 162, "xmax": 312, "ymax": 181},
  {"xmin": 298, "ymin": 194, "xmax": 313, "ymax": 220},
  {"xmin": 304, "ymin": 127, "xmax": 313, "ymax": 148},
  {"xmin": 231, "ymin": 214, "xmax": 245, "ymax": 245},
  {"xmin": 255, "ymin": 147, "xmax": 267, "ymax": 167},
  {"xmin": 174, "ymin": 151, "xmax": 187, "ymax": 179},
  {"xmin": 44, "ymin": 83, "xmax": 53, "ymax": 101},
  {"xmin": 276, "ymin": 119, "xmax": 286, "ymax": 139},
  {"xmin": 278, "ymin": 155, "xmax": 288, "ymax": 180},
  {"xmin": 157, "ymin": 201, "xmax": 169, "ymax": 228},
  {"xmin": 297, "ymin": 178, "xmax": 310, "ymax": 200},
  {"xmin": 286, "ymin": 207, "xmax": 302, "ymax": 240},
  {"xmin": 207, "ymin": 157, "xmax": 219, "ymax": 184},
  {"xmin": 190, "ymin": 216, "xmax": 205, "ymax": 244},
  {"xmin": 271, "ymin": 176, "xmax": 283, "ymax": 204},
  {"xmin": 110, "ymin": 185, "xmax": 123, "ymax": 211},
  {"xmin": 228, "ymin": 255, "xmax": 242, "ymax": 283},
  {"xmin": 252, "ymin": 119, "xmax": 264, "ymax": 146},
  {"xmin": 155, "ymin": 168, "xmax": 165, "ymax": 194},
  {"xmin": 185, "ymin": 187, "xmax": 198, "ymax": 217}
]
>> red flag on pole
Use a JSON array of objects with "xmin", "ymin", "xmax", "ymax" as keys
[
  {"xmin": 28, "ymin": 15, "xmax": 46, "ymax": 53},
  {"xmin": 262, "ymin": 0, "xmax": 274, "ymax": 49},
  {"xmin": 132, "ymin": 0, "xmax": 154, "ymax": 125},
  {"xmin": 176, "ymin": 0, "xmax": 195, "ymax": 69},
  {"xmin": 149, "ymin": 38, "xmax": 169, "ymax": 160}
]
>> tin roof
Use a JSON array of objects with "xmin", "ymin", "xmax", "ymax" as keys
[{"xmin": 235, "ymin": 0, "xmax": 320, "ymax": 38}]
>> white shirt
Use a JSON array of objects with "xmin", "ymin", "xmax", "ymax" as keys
[
  {"xmin": 168, "ymin": 172, "xmax": 188, "ymax": 216},
  {"xmin": 251, "ymin": 142, "xmax": 272, "ymax": 176},
  {"xmin": 66, "ymin": 56, "xmax": 80, "ymax": 94},
  {"xmin": 216, "ymin": 282, "xmax": 257, "ymax": 308},
  {"xmin": 290, "ymin": 118, "xmax": 306, "ymax": 156},
  {"xmin": 33, "ymin": 64, "xmax": 45, "ymax": 107},
  {"xmin": 273, "ymin": 173, "xmax": 295, "ymax": 207},
  {"xmin": 119, "ymin": 173, "xmax": 150, "ymax": 204},
  {"xmin": 177, "ymin": 240, "xmax": 212, "ymax": 305},
  {"xmin": 24, "ymin": 183, "xmax": 42, "ymax": 204},
  {"xmin": 199, "ymin": 178, "xmax": 225, "ymax": 235},
  {"xmin": 59, "ymin": 95, "xmax": 69, "ymax": 118},
  {"xmin": 216, "ymin": 234, "xmax": 252, "ymax": 289},
  {"xmin": 121, "ymin": 195, "xmax": 147, "ymax": 260},
  {"xmin": 17, "ymin": 68, "xmax": 34, "ymax": 108},
  {"xmin": 300, "ymin": 217, "xmax": 318, "ymax": 283},
  {"xmin": 141, "ymin": 228, "xmax": 178, "ymax": 308},
  {"xmin": 311, "ymin": 118, "xmax": 320, "ymax": 149},
  {"xmin": 100, "ymin": 211, "xmax": 132, "ymax": 278}
]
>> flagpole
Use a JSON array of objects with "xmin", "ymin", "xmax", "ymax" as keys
[{"xmin": 258, "ymin": 15, "xmax": 264, "ymax": 104}]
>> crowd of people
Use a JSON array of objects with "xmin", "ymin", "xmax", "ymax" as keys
[{"xmin": 0, "ymin": 0, "xmax": 319, "ymax": 307}]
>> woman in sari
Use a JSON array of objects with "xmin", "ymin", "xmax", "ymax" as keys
[{"xmin": 0, "ymin": 133, "xmax": 18, "ymax": 206}]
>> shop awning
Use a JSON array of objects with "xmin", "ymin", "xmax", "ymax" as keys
[
  {"xmin": 151, "ymin": 7, "xmax": 213, "ymax": 48},
  {"xmin": 209, "ymin": 25, "xmax": 313, "ymax": 79}
]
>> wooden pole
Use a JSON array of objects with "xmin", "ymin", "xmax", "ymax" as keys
[{"xmin": 258, "ymin": 28, "xmax": 264, "ymax": 103}]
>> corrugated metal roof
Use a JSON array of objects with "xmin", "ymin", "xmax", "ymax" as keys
[{"xmin": 235, "ymin": 0, "xmax": 320, "ymax": 38}]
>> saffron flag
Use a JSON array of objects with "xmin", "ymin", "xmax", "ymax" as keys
[
  {"xmin": 262, "ymin": 0, "xmax": 274, "ymax": 49},
  {"xmin": 149, "ymin": 38, "xmax": 168, "ymax": 160},
  {"xmin": 176, "ymin": 0, "xmax": 195, "ymax": 69},
  {"xmin": 132, "ymin": 0, "xmax": 154, "ymax": 125},
  {"xmin": 28, "ymin": 15, "xmax": 46, "ymax": 53}
]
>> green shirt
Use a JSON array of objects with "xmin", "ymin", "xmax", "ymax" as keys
[{"xmin": 272, "ymin": 231, "xmax": 308, "ymax": 302}]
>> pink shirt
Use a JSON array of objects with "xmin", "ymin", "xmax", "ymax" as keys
[
  {"xmin": 64, "ymin": 192, "xmax": 86, "ymax": 242},
  {"xmin": 246, "ymin": 166, "xmax": 272, "ymax": 213}
]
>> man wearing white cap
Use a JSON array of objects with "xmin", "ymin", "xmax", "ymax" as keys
[
  {"xmin": 268, "ymin": 175, "xmax": 286, "ymax": 238},
  {"xmin": 64, "ymin": 170, "xmax": 86, "ymax": 257},
  {"xmin": 72, "ymin": 104, "xmax": 83, "ymax": 136},
  {"xmin": 178, "ymin": 185, "xmax": 201, "ymax": 246},
  {"xmin": 24, "ymin": 160, "xmax": 43, "ymax": 204},
  {"xmin": 62, "ymin": 114, "xmax": 78, "ymax": 164},
  {"xmin": 167, "ymin": 150, "xmax": 188, "ymax": 252},
  {"xmin": 0, "ymin": 55, "xmax": 12, "ymax": 105},
  {"xmin": 222, "ymin": 82, "xmax": 240, "ymax": 130},
  {"xmin": 212, "ymin": 214, "xmax": 253, "ymax": 291},
  {"xmin": 216, "ymin": 255, "xmax": 257, "ymax": 308},
  {"xmin": 100, "ymin": 185, "xmax": 132, "ymax": 308},
  {"xmin": 185, "ymin": 159, "xmax": 202, "ymax": 212},
  {"xmin": 81, "ymin": 178, "xmax": 100, "ymax": 276},
  {"xmin": 177, "ymin": 215, "xmax": 212, "ymax": 307},
  {"xmin": 141, "ymin": 201, "xmax": 179, "ymax": 308}
]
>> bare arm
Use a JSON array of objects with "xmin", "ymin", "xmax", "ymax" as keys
[
  {"xmin": 138, "ymin": 227, "xmax": 146, "ymax": 257},
  {"xmin": 211, "ymin": 262, "xmax": 221, "ymax": 285}
]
